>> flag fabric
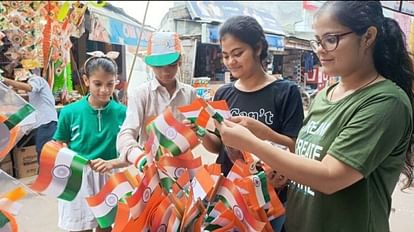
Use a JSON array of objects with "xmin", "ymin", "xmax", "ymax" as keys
[
  {"xmin": 157, "ymin": 155, "xmax": 202, "ymax": 194},
  {"xmin": 213, "ymin": 178, "xmax": 265, "ymax": 232},
  {"xmin": 149, "ymin": 195, "xmax": 175, "ymax": 232},
  {"xmin": 191, "ymin": 167, "xmax": 214, "ymax": 202},
  {"xmin": 86, "ymin": 170, "xmax": 135, "ymax": 228},
  {"xmin": 111, "ymin": 202, "xmax": 131, "ymax": 232},
  {"xmin": 146, "ymin": 108, "xmax": 199, "ymax": 156},
  {"xmin": 31, "ymin": 141, "xmax": 89, "ymax": 201},
  {"xmin": 0, "ymin": 210, "xmax": 17, "ymax": 232},
  {"xmin": 0, "ymin": 187, "xmax": 27, "ymax": 216},
  {"xmin": 167, "ymin": 207, "xmax": 182, "ymax": 232},
  {"xmin": 126, "ymin": 164, "xmax": 160, "ymax": 219},
  {"xmin": 0, "ymin": 82, "xmax": 36, "ymax": 160}
]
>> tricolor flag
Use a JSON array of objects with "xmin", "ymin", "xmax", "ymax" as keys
[
  {"xmin": 0, "ymin": 187, "xmax": 27, "ymax": 215},
  {"xmin": 0, "ymin": 82, "xmax": 36, "ymax": 160},
  {"xmin": 86, "ymin": 170, "xmax": 135, "ymax": 228},
  {"xmin": 112, "ymin": 202, "xmax": 130, "ymax": 232},
  {"xmin": 149, "ymin": 195, "xmax": 175, "ymax": 232},
  {"xmin": 236, "ymin": 171, "xmax": 272, "ymax": 208},
  {"xmin": 167, "ymin": 207, "xmax": 181, "ymax": 232},
  {"xmin": 157, "ymin": 155, "xmax": 202, "ymax": 194},
  {"xmin": 0, "ymin": 210, "xmax": 17, "ymax": 232},
  {"xmin": 146, "ymin": 108, "xmax": 199, "ymax": 156},
  {"xmin": 227, "ymin": 160, "xmax": 250, "ymax": 182},
  {"xmin": 191, "ymin": 167, "xmax": 214, "ymax": 202},
  {"xmin": 31, "ymin": 141, "xmax": 89, "ymax": 201},
  {"xmin": 126, "ymin": 164, "xmax": 160, "ymax": 219},
  {"xmin": 177, "ymin": 99, "xmax": 206, "ymax": 136},
  {"xmin": 213, "ymin": 178, "xmax": 265, "ymax": 232},
  {"xmin": 204, "ymin": 207, "xmax": 246, "ymax": 232}
]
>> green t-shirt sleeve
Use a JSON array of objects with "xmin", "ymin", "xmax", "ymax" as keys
[
  {"xmin": 327, "ymin": 97, "xmax": 411, "ymax": 177},
  {"xmin": 53, "ymin": 109, "xmax": 71, "ymax": 143}
]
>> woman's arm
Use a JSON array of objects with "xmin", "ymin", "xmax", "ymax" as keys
[{"xmin": 217, "ymin": 120, "xmax": 363, "ymax": 195}]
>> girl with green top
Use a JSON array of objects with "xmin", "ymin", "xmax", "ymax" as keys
[
  {"xmin": 53, "ymin": 51, "xmax": 126, "ymax": 232},
  {"xmin": 216, "ymin": 1, "xmax": 414, "ymax": 232}
]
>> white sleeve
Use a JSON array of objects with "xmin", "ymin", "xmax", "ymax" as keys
[{"xmin": 116, "ymin": 86, "xmax": 146, "ymax": 163}]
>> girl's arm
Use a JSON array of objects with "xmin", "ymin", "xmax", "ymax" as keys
[
  {"xmin": 231, "ymin": 116, "xmax": 296, "ymax": 151},
  {"xmin": 89, "ymin": 158, "xmax": 130, "ymax": 173},
  {"xmin": 217, "ymin": 120, "xmax": 363, "ymax": 195}
]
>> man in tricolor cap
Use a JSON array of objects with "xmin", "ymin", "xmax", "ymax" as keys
[{"xmin": 91, "ymin": 32, "xmax": 197, "ymax": 172}]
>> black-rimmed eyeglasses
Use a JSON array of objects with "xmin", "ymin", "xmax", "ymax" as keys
[{"xmin": 310, "ymin": 31, "xmax": 354, "ymax": 52}]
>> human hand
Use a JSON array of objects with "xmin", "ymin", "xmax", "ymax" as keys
[
  {"xmin": 89, "ymin": 158, "xmax": 114, "ymax": 174},
  {"xmin": 214, "ymin": 119, "xmax": 258, "ymax": 152},
  {"xmin": 230, "ymin": 116, "xmax": 270, "ymax": 140}
]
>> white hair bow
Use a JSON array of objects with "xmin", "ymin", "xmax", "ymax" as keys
[{"xmin": 86, "ymin": 51, "xmax": 119, "ymax": 59}]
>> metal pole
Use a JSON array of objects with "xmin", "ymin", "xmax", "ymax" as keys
[{"xmin": 123, "ymin": 1, "xmax": 150, "ymax": 103}]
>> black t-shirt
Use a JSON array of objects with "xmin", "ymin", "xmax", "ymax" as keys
[{"xmin": 213, "ymin": 79, "xmax": 304, "ymax": 200}]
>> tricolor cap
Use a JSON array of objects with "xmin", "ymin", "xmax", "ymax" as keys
[{"xmin": 144, "ymin": 32, "xmax": 181, "ymax": 67}]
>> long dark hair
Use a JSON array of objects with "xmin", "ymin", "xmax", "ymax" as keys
[
  {"xmin": 219, "ymin": 15, "xmax": 269, "ymax": 63},
  {"xmin": 318, "ymin": 1, "xmax": 414, "ymax": 189}
]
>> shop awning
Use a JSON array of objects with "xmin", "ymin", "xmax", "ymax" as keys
[
  {"xmin": 186, "ymin": 1, "xmax": 285, "ymax": 36},
  {"xmin": 87, "ymin": 4, "xmax": 154, "ymax": 48}
]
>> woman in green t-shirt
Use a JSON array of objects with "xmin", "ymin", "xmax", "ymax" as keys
[{"xmin": 216, "ymin": 2, "xmax": 414, "ymax": 232}]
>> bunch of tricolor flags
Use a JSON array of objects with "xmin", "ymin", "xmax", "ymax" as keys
[
  {"xmin": 28, "ymin": 98, "xmax": 285, "ymax": 231},
  {"xmin": 0, "ymin": 81, "xmax": 36, "ymax": 162}
]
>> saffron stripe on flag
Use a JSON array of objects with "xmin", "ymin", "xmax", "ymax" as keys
[{"xmin": 153, "ymin": 114, "xmax": 190, "ymax": 155}]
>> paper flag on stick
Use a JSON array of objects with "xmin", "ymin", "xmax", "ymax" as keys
[
  {"xmin": 0, "ymin": 210, "xmax": 18, "ymax": 232},
  {"xmin": 86, "ymin": 170, "xmax": 135, "ymax": 229}
]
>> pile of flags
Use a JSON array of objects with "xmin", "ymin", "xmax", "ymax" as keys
[
  {"xmin": 29, "ymin": 99, "xmax": 285, "ymax": 231},
  {"xmin": 0, "ymin": 81, "xmax": 36, "ymax": 161}
]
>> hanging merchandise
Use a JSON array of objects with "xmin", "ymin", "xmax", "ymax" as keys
[{"xmin": 52, "ymin": 60, "xmax": 73, "ymax": 95}]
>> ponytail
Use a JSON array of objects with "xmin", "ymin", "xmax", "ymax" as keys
[
  {"xmin": 317, "ymin": 1, "xmax": 414, "ymax": 189},
  {"xmin": 374, "ymin": 17, "xmax": 414, "ymax": 189}
]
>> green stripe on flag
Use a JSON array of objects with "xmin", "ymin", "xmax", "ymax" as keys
[
  {"xmin": 204, "ymin": 224, "xmax": 222, "ymax": 231},
  {"xmin": 216, "ymin": 195, "xmax": 231, "ymax": 210},
  {"xmin": 160, "ymin": 177, "xmax": 174, "ymax": 193},
  {"xmin": 258, "ymin": 172, "xmax": 270, "ymax": 203},
  {"xmin": 149, "ymin": 124, "xmax": 182, "ymax": 156},
  {"xmin": 58, "ymin": 155, "xmax": 89, "ymax": 201},
  {"xmin": 4, "ymin": 104, "xmax": 35, "ymax": 129},
  {"xmin": 0, "ymin": 211, "xmax": 10, "ymax": 228},
  {"xmin": 96, "ymin": 205, "xmax": 117, "ymax": 228}
]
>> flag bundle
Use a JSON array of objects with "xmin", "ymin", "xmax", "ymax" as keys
[
  {"xmin": 0, "ymin": 82, "xmax": 36, "ymax": 161},
  {"xmin": 30, "ymin": 100, "xmax": 285, "ymax": 231},
  {"xmin": 178, "ymin": 98, "xmax": 231, "ymax": 137}
]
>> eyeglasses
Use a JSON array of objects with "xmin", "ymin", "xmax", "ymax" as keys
[{"xmin": 310, "ymin": 31, "xmax": 354, "ymax": 52}]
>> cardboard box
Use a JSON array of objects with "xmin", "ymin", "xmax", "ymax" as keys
[
  {"xmin": 13, "ymin": 145, "xmax": 38, "ymax": 178},
  {"xmin": 0, "ymin": 160, "xmax": 14, "ymax": 177}
]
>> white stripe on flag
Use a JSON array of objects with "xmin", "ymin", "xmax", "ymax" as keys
[
  {"xmin": 216, "ymin": 109, "xmax": 231, "ymax": 119},
  {"xmin": 251, "ymin": 177, "xmax": 265, "ymax": 207},
  {"xmin": 0, "ymin": 222, "xmax": 13, "ymax": 232},
  {"xmin": 43, "ymin": 148, "xmax": 75, "ymax": 197},
  {"xmin": 192, "ymin": 178, "xmax": 207, "ymax": 201},
  {"xmin": 154, "ymin": 115, "xmax": 190, "ymax": 152},
  {"xmin": 129, "ymin": 174, "xmax": 158, "ymax": 219},
  {"xmin": 181, "ymin": 110, "xmax": 201, "ymax": 118},
  {"xmin": 0, "ymin": 199, "xmax": 22, "ymax": 215},
  {"xmin": 90, "ymin": 182, "xmax": 133, "ymax": 218}
]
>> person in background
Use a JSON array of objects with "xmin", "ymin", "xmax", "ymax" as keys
[
  {"xmin": 0, "ymin": 68, "xmax": 57, "ymax": 160},
  {"xmin": 53, "ymin": 51, "xmax": 126, "ymax": 232},
  {"xmin": 216, "ymin": 1, "xmax": 414, "ymax": 231},
  {"xmin": 199, "ymin": 16, "xmax": 304, "ymax": 232},
  {"xmin": 91, "ymin": 32, "xmax": 197, "ymax": 171}
]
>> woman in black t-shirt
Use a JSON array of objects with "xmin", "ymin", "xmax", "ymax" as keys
[{"xmin": 200, "ymin": 15, "xmax": 304, "ymax": 232}]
